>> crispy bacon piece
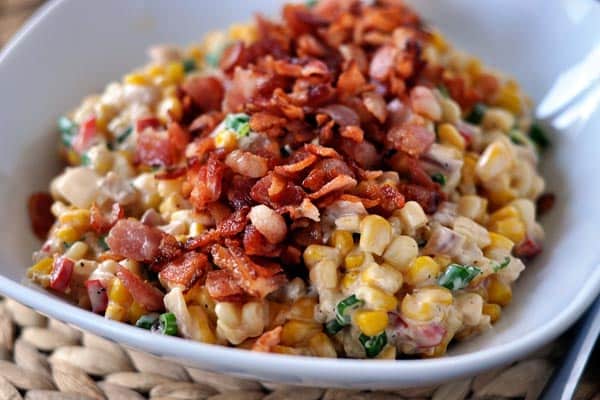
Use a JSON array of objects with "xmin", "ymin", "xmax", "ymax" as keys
[
  {"xmin": 302, "ymin": 158, "xmax": 355, "ymax": 191},
  {"xmin": 317, "ymin": 104, "xmax": 360, "ymax": 127},
  {"xmin": 388, "ymin": 124, "xmax": 435, "ymax": 157},
  {"xmin": 399, "ymin": 183, "xmax": 442, "ymax": 214},
  {"xmin": 90, "ymin": 202, "xmax": 124, "ymax": 234},
  {"xmin": 136, "ymin": 130, "xmax": 177, "ymax": 166},
  {"xmin": 243, "ymin": 225, "xmax": 282, "ymax": 257},
  {"xmin": 158, "ymin": 252, "xmax": 209, "ymax": 291},
  {"xmin": 154, "ymin": 166, "xmax": 187, "ymax": 180},
  {"xmin": 106, "ymin": 219, "xmax": 181, "ymax": 263},
  {"xmin": 205, "ymin": 269, "xmax": 245, "ymax": 302},
  {"xmin": 308, "ymin": 174, "xmax": 357, "ymax": 199},
  {"xmin": 187, "ymin": 156, "xmax": 226, "ymax": 209},
  {"xmin": 252, "ymin": 326, "xmax": 282, "ymax": 352},
  {"xmin": 183, "ymin": 76, "xmax": 224, "ymax": 112},
  {"xmin": 28, "ymin": 192, "xmax": 55, "ymax": 240},
  {"xmin": 514, "ymin": 237, "xmax": 543, "ymax": 259},
  {"xmin": 304, "ymin": 143, "xmax": 341, "ymax": 159},
  {"xmin": 116, "ymin": 266, "xmax": 164, "ymax": 312},
  {"xmin": 210, "ymin": 243, "xmax": 286, "ymax": 298},
  {"xmin": 185, "ymin": 229, "xmax": 221, "ymax": 251},
  {"xmin": 536, "ymin": 193, "xmax": 555, "ymax": 216},
  {"xmin": 273, "ymin": 153, "xmax": 317, "ymax": 177},
  {"xmin": 72, "ymin": 116, "xmax": 97, "ymax": 153},
  {"xmin": 217, "ymin": 207, "xmax": 249, "ymax": 237}
]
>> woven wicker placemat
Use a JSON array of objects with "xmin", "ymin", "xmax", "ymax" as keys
[
  {"xmin": 0, "ymin": 296, "xmax": 598, "ymax": 400},
  {"xmin": 1, "ymin": 2, "xmax": 599, "ymax": 399}
]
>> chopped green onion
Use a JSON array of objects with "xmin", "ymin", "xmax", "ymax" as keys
[
  {"xmin": 80, "ymin": 153, "xmax": 90, "ymax": 166},
  {"xmin": 136, "ymin": 314, "xmax": 159, "ymax": 330},
  {"xmin": 306, "ymin": 0, "xmax": 318, "ymax": 7},
  {"xmin": 529, "ymin": 123, "xmax": 550, "ymax": 149},
  {"xmin": 58, "ymin": 116, "xmax": 78, "ymax": 147},
  {"xmin": 493, "ymin": 257, "xmax": 511, "ymax": 273},
  {"xmin": 335, "ymin": 295, "xmax": 364, "ymax": 325},
  {"xmin": 63, "ymin": 242, "xmax": 73, "ymax": 250},
  {"xmin": 325, "ymin": 319, "xmax": 344, "ymax": 335},
  {"xmin": 438, "ymin": 264, "xmax": 481, "ymax": 291},
  {"xmin": 509, "ymin": 128, "xmax": 527, "ymax": 145},
  {"xmin": 116, "ymin": 126, "xmax": 133, "ymax": 144},
  {"xmin": 156, "ymin": 312, "xmax": 178, "ymax": 336},
  {"xmin": 183, "ymin": 58, "xmax": 197, "ymax": 73},
  {"xmin": 225, "ymin": 113, "xmax": 251, "ymax": 137},
  {"xmin": 437, "ymin": 84, "xmax": 450, "ymax": 98},
  {"xmin": 466, "ymin": 103, "xmax": 487, "ymax": 124},
  {"xmin": 205, "ymin": 43, "xmax": 228, "ymax": 68},
  {"xmin": 98, "ymin": 236, "xmax": 109, "ymax": 251},
  {"xmin": 431, "ymin": 172, "xmax": 446, "ymax": 186},
  {"xmin": 359, "ymin": 332, "xmax": 387, "ymax": 358}
]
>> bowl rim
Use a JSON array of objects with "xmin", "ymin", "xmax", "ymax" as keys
[{"xmin": 2, "ymin": 0, "xmax": 600, "ymax": 387}]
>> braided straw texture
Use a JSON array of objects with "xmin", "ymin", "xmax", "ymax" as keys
[{"xmin": 0, "ymin": 297, "xmax": 598, "ymax": 400}]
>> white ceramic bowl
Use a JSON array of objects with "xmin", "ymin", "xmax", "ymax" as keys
[{"xmin": 0, "ymin": 0, "xmax": 599, "ymax": 389}]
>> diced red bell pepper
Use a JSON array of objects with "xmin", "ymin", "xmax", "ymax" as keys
[
  {"xmin": 85, "ymin": 279, "xmax": 108, "ymax": 314},
  {"xmin": 136, "ymin": 117, "xmax": 161, "ymax": 132},
  {"xmin": 50, "ymin": 256, "xmax": 74, "ymax": 292},
  {"xmin": 72, "ymin": 116, "xmax": 97, "ymax": 153}
]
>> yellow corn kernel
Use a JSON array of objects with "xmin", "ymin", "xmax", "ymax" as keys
[
  {"xmin": 433, "ymin": 255, "xmax": 452, "ymax": 269},
  {"xmin": 105, "ymin": 302, "xmax": 127, "ymax": 321},
  {"xmin": 228, "ymin": 23, "xmax": 258, "ymax": 44},
  {"xmin": 214, "ymin": 129, "xmax": 238, "ymax": 150},
  {"xmin": 124, "ymin": 72, "xmax": 148, "ymax": 86},
  {"xmin": 356, "ymin": 286, "xmax": 398, "ymax": 312},
  {"xmin": 466, "ymin": 57, "xmax": 482, "ymax": 77},
  {"xmin": 487, "ymin": 277, "xmax": 512, "ymax": 306},
  {"xmin": 382, "ymin": 235, "xmax": 419, "ymax": 271},
  {"xmin": 405, "ymin": 256, "xmax": 440, "ymax": 286},
  {"xmin": 401, "ymin": 294, "xmax": 434, "ymax": 321},
  {"xmin": 457, "ymin": 195, "xmax": 488, "ymax": 223},
  {"xmin": 489, "ymin": 205, "xmax": 520, "ymax": 225},
  {"xmin": 65, "ymin": 149, "xmax": 79, "ymax": 165},
  {"xmin": 64, "ymin": 241, "xmax": 89, "ymax": 260},
  {"xmin": 58, "ymin": 209, "xmax": 90, "ymax": 230},
  {"xmin": 159, "ymin": 193, "xmax": 186, "ymax": 218},
  {"xmin": 310, "ymin": 260, "xmax": 338, "ymax": 290},
  {"xmin": 376, "ymin": 344, "xmax": 397, "ymax": 360},
  {"xmin": 186, "ymin": 44, "xmax": 204, "ymax": 61},
  {"xmin": 157, "ymin": 96, "xmax": 183, "ymax": 123},
  {"xmin": 489, "ymin": 217, "xmax": 525, "ymax": 244},
  {"xmin": 354, "ymin": 310, "xmax": 389, "ymax": 336},
  {"xmin": 308, "ymin": 332, "xmax": 337, "ymax": 358},
  {"xmin": 486, "ymin": 232, "xmax": 515, "ymax": 252},
  {"xmin": 273, "ymin": 345, "xmax": 303, "ymax": 355},
  {"xmin": 418, "ymin": 286, "xmax": 453, "ymax": 305},
  {"xmin": 438, "ymin": 123, "xmax": 466, "ymax": 151},
  {"xmin": 495, "ymin": 83, "xmax": 522, "ymax": 115},
  {"xmin": 189, "ymin": 305, "xmax": 217, "ymax": 344},
  {"xmin": 344, "ymin": 251, "xmax": 365, "ymax": 271},
  {"xmin": 341, "ymin": 271, "xmax": 359, "ymax": 290},
  {"xmin": 359, "ymin": 215, "xmax": 392, "ymax": 256},
  {"xmin": 430, "ymin": 30, "xmax": 448, "ymax": 52},
  {"xmin": 280, "ymin": 320, "xmax": 322, "ymax": 346},
  {"xmin": 482, "ymin": 303, "xmax": 502, "ymax": 323},
  {"xmin": 165, "ymin": 62, "xmax": 185, "ymax": 85},
  {"xmin": 396, "ymin": 201, "xmax": 428, "ymax": 232},
  {"xmin": 128, "ymin": 301, "xmax": 146, "ymax": 324},
  {"xmin": 189, "ymin": 222, "xmax": 204, "ymax": 237},
  {"xmin": 146, "ymin": 64, "xmax": 165, "ymax": 78},
  {"xmin": 476, "ymin": 141, "xmax": 513, "ymax": 182},
  {"xmin": 360, "ymin": 263, "xmax": 403, "ymax": 294},
  {"xmin": 329, "ymin": 230, "xmax": 354, "ymax": 257},
  {"xmin": 27, "ymin": 257, "xmax": 53, "ymax": 277},
  {"xmin": 288, "ymin": 297, "xmax": 317, "ymax": 322},
  {"xmin": 109, "ymin": 278, "xmax": 132, "ymax": 306},
  {"xmin": 303, "ymin": 245, "xmax": 340, "ymax": 269},
  {"xmin": 56, "ymin": 226, "xmax": 81, "ymax": 243}
]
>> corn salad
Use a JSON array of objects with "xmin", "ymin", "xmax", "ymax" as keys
[{"xmin": 27, "ymin": 0, "xmax": 551, "ymax": 359}]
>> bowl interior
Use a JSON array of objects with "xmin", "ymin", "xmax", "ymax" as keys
[{"xmin": 0, "ymin": 0, "xmax": 599, "ymax": 388}]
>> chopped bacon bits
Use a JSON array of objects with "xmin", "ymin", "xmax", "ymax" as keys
[
  {"xmin": 158, "ymin": 252, "xmax": 209, "ymax": 291},
  {"xmin": 90, "ymin": 202, "xmax": 124, "ymax": 234},
  {"xmin": 116, "ymin": 266, "xmax": 164, "ymax": 311},
  {"xmin": 28, "ymin": 192, "xmax": 55, "ymax": 240}
]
